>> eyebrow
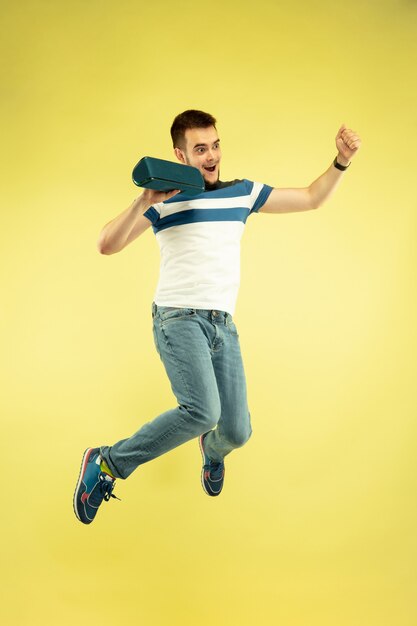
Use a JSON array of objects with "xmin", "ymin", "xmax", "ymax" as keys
[{"xmin": 193, "ymin": 139, "xmax": 220, "ymax": 149}]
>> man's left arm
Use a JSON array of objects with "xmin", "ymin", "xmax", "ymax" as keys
[{"xmin": 260, "ymin": 125, "xmax": 362, "ymax": 214}]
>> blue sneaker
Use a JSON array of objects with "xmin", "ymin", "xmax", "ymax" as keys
[
  {"xmin": 73, "ymin": 448, "xmax": 119, "ymax": 524},
  {"xmin": 199, "ymin": 433, "xmax": 225, "ymax": 496}
]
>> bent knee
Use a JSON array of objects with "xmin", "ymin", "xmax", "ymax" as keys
[
  {"xmin": 182, "ymin": 402, "xmax": 220, "ymax": 433},
  {"xmin": 227, "ymin": 425, "xmax": 252, "ymax": 448}
]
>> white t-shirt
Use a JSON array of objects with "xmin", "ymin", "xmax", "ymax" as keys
[{"xmin": 143, "ymin": 179, "xmax": 273, "ymax": 315}]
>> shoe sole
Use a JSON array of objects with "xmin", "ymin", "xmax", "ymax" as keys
[
  {"xmin": 73, "ymin": 447, "xmax": 95, "ymax": 522},
  {"xmin": 199, "ymin": 435, "xmax": 211, "ymax": 496}
]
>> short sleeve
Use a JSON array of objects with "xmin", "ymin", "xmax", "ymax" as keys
[
  {"xmin": 248, "ymin": 181, "xmax": 274, "ymax": 214},
  {"xmin": 143, "ymin": 205, "xmax": 160, "ymax": 225}
]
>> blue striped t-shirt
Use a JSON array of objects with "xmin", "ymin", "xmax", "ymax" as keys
[{"xmin": 143, "ymin": 178, "xmax": 273, "ymax": 315}]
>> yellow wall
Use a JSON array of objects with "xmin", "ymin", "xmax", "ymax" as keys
[{"xmin": 1, "ymin": 1, "xmax": 416, "ymax": 624}]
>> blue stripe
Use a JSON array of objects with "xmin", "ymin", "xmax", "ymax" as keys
[
  {"xmin": 153, "ymin": 207, "xmax": 250, "ymax": 233},
  {"xmin": 163, "ymin": 179, "xmax": 251, "ymax": 204},
  {"xmin": 143, "ymin": 206, "xmax": 159, "ymax": 224},
  {"xmin": 251, "ymin": 184, "xmax": 274, "ymax": 213},
  {"xmin": 205, "ymin": 180, "xmax": 249, "ymax": 199}
]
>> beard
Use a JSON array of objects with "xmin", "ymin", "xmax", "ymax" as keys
[
  {"xmin": 184, "ymin": 156, "xmax": 220, "ymax": 188},
  {"xmin": 204, "ymin": 173, "xmax": 221, "ymax": 191},
  {"xmin": 201, "ymin": 166, "xmax": 221, "ymax": 190}
]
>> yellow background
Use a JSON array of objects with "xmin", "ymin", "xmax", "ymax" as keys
[{"xmin": 1, "ymin": 0, "xmax": 416, "ymax": 624}]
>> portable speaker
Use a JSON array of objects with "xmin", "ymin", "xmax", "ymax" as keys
[{"xmin": 132, "ymin": 156, "xmax": 205, "ymax": 195}]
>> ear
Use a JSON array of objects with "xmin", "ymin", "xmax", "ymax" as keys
[{"xmin": 174, "ymin": 147, "xmax": 186, "ymax": 164}]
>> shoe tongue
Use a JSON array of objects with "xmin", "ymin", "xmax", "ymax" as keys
[{"xmin": 210, "ymin": 463, "xmax": 223, "ymax": 480}]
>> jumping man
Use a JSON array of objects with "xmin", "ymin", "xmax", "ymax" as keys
[{"xmin": 73, "ymin": 110, "xmax": 361, "ymax": 524}]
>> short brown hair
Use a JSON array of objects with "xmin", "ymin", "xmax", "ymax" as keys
[{"xmin": 170, "ymin": 109, "xmax": 217, "ymax": 148}]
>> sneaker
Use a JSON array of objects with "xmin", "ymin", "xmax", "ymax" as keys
[
  {"xmin": 73, "ymin": 447, "xmax": 118, "ymax": 524},
  {"xmin": 199, "ymin": 433, "xmax": 225, "ymax": 496}
]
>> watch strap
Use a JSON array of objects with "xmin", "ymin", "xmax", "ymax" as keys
[{"xmin": 333, "ymin": 156, "xmax": 351, "ymax": 171}]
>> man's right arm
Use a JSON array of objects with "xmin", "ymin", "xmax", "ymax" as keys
[{"xmin": 97, "ymin": 188, "xmax": 179, "ymax": 255}]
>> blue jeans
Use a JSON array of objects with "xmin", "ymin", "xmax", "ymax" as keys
[{"xmin": 100, "ymin": 303, "xmax": 252, "ymax": 479}]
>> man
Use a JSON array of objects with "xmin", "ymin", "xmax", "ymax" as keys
[{"xmin": 73, "ymin": 110, "xmax": 361, "ymax": 524}]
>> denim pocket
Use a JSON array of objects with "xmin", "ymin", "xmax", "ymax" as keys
[
  {"xmin": 158, "ymin": 307, "xmax": 197, "ymax": 324},
  {"xmin": 226, "ymin": 318, "xmax": 239, "ymax": 337},
  {"xmin": 152, "ymin": 320, "xmax": 161, "ymax": 355}
]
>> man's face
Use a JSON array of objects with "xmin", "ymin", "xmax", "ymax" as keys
[{"xmin": 174, "ymin": 126, "xmax": 222, "ymax": 185}]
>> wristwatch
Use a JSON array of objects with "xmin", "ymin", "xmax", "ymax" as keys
[{"xmin": 333, "ymin": 156, "xmax": 351, "ymax": 171}]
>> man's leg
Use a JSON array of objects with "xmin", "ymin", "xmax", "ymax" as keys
[
  {"xmin": 202, "ymin": 313, "xmax": 252, "ymax": 464},
  {"xmin": 100, "ymin": 306, "xmax": 222, "ymax": 479}
]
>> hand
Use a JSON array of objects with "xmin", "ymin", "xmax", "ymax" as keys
[
  {"xmin": 335, "ymin": 125, "xmax": 362, "ymax": 163},
  {"xmin": 141, "ymin": 187, "xmax": 180, "ymax": 207}
]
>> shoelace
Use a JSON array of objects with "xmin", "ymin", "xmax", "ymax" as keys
[
  {"xmin": 204, "ymin": 462, "xmax": 224, "ymax": 481},
  {"xmin": 99, "ymin": 474, "xmax": 121, "ymax": 501}
]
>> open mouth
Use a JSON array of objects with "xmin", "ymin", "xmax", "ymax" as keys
[{"xmin": 203, "ymin": 165, "xmax": 217, "ymax": 173}]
